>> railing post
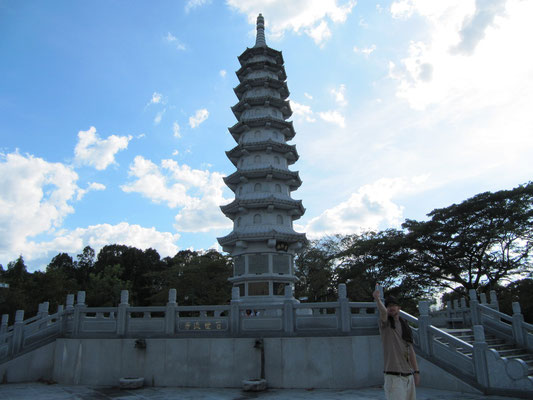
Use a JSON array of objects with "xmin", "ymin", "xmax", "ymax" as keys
[
  {"xmin": 12, "ymin": 310, "xmax": 25, "ymax": 356},
  {"xmin": 469, "ymin": 289, "xmax": 480, "ymax": 326},
  {"xmin": 165, "ymin": 288, "xmax": 177, "ymax": 335},
  {"xmin": 460, "ymin": 297, "xmax": 468, "ymax": 326},
  {"xmin": 283, "ymin": 285, "xmax": 295, "ymax": 334},
  {"xmin": 511, "ymin": 302, "xmax": 525, "ymax": 348},
  {"xmin": 230, "ymin": 287, "xmax": 241, "ymax": 335},
  {"xmin": 338, "ymin": 283, "xmax": 350, "ymax": 333},
  {"xmin": 38, "ymin": 302, "xmax": 49, "ymax": 319},
  {"xmin": 117, "ymin": 290, "xmax": 129, "ymax": 337},
  {"xmin": 489, "ymin": 290, "xmax": 499, "ymax": 311},
  {"xmin": 418, "ymin": 301, "xmax": 431, "ymax": 355},
  {"xmin": 0, "ymin": 314, "xmax": 8, "ymax": 335},
  {"xmin": 73, "ymin": 291, "xmax": 86, "ymax": 337},
  {"xmin": 480, "ymin": 292, "xmax": 487, "ymax": 305},
  {"xmin": 66, "ymin": 294, "xmax": 75, "ymax": 310},
  {"xmin": 472, "ymin": 325, "xmax": 489, "ymax": 387},
  {"xmin": 56, "ymin": 305, "xmax": 65, "ymax": 335}
]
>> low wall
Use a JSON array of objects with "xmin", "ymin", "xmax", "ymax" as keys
[
  {"xmin": 52, "ymin": 336, "xmax": 384, "ymax": 388},
  {"xmin": 0, "ymin": 336, "xmax": 481, "ymax": 393},
  {"xmin": 0, "ymin": 342, "xmax": 55, "ymax": 383}
]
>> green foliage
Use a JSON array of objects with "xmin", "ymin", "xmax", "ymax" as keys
[
  {"xmin": 402, "ymin": 182, "xmax": 533, "ymax": 294},
  {"xmin": 295, "ymin": 237, "xmax": 340, "ymax": 302}
]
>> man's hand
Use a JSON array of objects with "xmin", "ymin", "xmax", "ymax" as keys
[
  {"xmin": 414, "ymin": 372, "xmax": 420, "ymax": 386},
  {"xmin": 372, "ymin": 284, "xmax": 381, "ymax": 300}
]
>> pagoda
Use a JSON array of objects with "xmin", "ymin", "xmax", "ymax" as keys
[{"xmin": 218, "ymin": 14, "xmax": 307, "ymax": 304}]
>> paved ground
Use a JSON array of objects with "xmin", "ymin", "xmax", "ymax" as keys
[{"xmin": 0, "ymin": 383, "xmax": 525, "ymax": 400}]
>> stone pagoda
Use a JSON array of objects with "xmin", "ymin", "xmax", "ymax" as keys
[{"xmin": 218, "ymin": 14, "xmax": 307, "ymax": 304}]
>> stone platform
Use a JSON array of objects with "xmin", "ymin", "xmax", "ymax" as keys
[{"xmin": 0, "ymin": 383, "xmax": 523, "ymax": 400}]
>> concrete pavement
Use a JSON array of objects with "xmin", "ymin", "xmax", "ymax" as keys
[{"xmin": 0, "ymin": 383, "xmax": 525, "ymax": 400}]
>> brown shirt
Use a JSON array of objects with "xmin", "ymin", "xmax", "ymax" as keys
[{"xmin": 379, "ymin": 318, "xmax": 413, "ymax": 374}]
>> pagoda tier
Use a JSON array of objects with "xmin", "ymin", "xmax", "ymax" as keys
[
  {"xmin": 231, "ymin": 96, "xmax": 292, "ymax": 120},
  {"xmin": 223, "ymin": 167, "xmax": 302, "ymax": 192},
  {"xmin": 233, "ymin": 77, "xmax": 290, "ymax": 100},
  {"xmin": 220, "ymin": 196, "xmax": 305, "ymax": 219},
  {"xmin": 236, "ymin": 61, "xmax": 287, "ymax": 81},
  {"xmin": 217, "ymin": 14, "xmax": 306, "ymax": 303},
  {"xmin": 218, "ymin": 230, "xmax": 307, "ymax": 248},
  {"xmin": 226, "ymin": 140, "xmax": 299, "ymax": 167},
  {"xmin": 237, "ymin": 46, "xmax": 284, "ymax": 67},
  {"xmin": 228, "ymin": 118, "xmax": 296, "ymax": 142}
]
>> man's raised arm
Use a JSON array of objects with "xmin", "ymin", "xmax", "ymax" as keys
[{"xmin": 372, "ymin": 284, "xmax": 388, "ymax": 322}]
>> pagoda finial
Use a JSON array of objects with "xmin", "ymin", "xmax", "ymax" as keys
[{"xmin": 254, "ymin": 13, "xmax": 266, "ymax": 47}]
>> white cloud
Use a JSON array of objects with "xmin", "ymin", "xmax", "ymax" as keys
[
  {"xmin": 76, "ymin": 182, "xmax": 106, "ymax": 201},
  {"xmin": 74, "ymin": 126, "xmax": 131, "ymax": 170},
  {"xmin": 150, "ymin": 92, "xmax": 163, "ymax": 104},
  {"xmin": 305, "ymin": 20, "xmax": 332, "ymax": 46},
  {"xmin": 154, "ymin": 109, "xmax": 166, "ymax": 125},
  {"xmin": 227, "ymin": 0, "xmax": 356, "ymax": 45},
  {"xmin": 121, "ymin": 156, "xmax": 232, "ymax": 232},
  {"xmin": 25, "ymin": 223, "xmax": 180, "ymax": 265},
  {"xmin": 185, "ymin": 0, "xmax": 211, "ymax": 13},
  {"xmin": 220, "ymin": 69, "xmax": 227, "ymax": 78},
  {"xmin": 165, "ymin": 32, "xmax": 186, "ymax": 51},
  {"xmin": 290, "ymin": 100, "xmax": 316, "ymax": 122},
  {"xmin": 172, "ymin": 150, "xmax": 179, "ymax": 156},
  {"xmin": 318, "ymin": 110, "xmax": 345, "ymax": 128},
  {"xmin": 173, "ymin": 121, "xmax": 181, "ymax": 138},
  {"xmin": 303, "ymin": 177, "xmax": 428, "ymax": 237},
  {"xmin": 188, "ymin": 108, "xmax": 209, "ymax": 128},
  {"xmin": 452, "ymin": 0, "xmax": 507, "ymax": 55},
  {"xmin": 387, "ymin": 0, "xmax": 533, "ymax": 113},
  {"xmin": 0, "ymin": 152, "xmax": 79, "ymax": 264},
  {"xmin": 353, "ymin": 44, "xmax": 376, "ymax": 56},
  {"xmin": 330, "ymin": 84, "xmax": 347, "ymax": 106},
  {"xmin": 304, "ymin": 92, "xmax": 313, "ymax": 100}
]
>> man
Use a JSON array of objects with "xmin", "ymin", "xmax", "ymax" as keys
[{"xmin": 373, "ymin": 285, "xmax": 420, "ymax": 400}]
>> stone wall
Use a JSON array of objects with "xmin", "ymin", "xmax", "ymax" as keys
[{"xmin": 45, "ymin": 336, "xmax": 478, "ymax": 392}]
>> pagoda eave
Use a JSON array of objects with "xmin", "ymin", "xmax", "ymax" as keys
[
  {"xmin": 236, "ymin": 61, "xmax": 287, "ymax": 81},
  {"xmin": 238, "ymin": 46, "xmax": 284, "ymax": 66},
  {"xmin": 228, "ymin": 118, "xmax": 296, "ymax": 141},
  {"xmin": 226, "ymin": 141, "xmax": 298, "ymax": 165},
  {"xmin": 223, "ymin": 168, "xmax": 301, "ymax": 190},
  {"xmin": 233, "ymin": 78, "xmax": 289, "ymax": 100},
  {"xmin": 220, "ymin": 196, "xmax": 305, "ymax": 217},
  {"xmin": 231, "ymin": 96, "xmax": 292, "ymax": 120},
  {"xmin": 217, "ymin": 230, "xmax": 307, "ymax": 247}
]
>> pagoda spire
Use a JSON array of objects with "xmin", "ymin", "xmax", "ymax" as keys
[{"xmin": 254, "ymin": 13, "xmax": 266, "ymax": 47}]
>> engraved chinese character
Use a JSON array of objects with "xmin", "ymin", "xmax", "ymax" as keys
[
  {"xmin": 193, "ymin": 321, "xmax": 201, "ymax": 330},
  {"xmin": 184, "ymin": 322, "xmax": 191, "ymax": 330},
  {"xmin": 216, "ymin": 320, "xmax": 222, "ymax": 330},
  {"xmin": 204, "ymin": 322, "xmax": 212, "ymax": 330}
]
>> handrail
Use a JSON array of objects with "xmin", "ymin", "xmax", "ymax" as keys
[
  {"xmin": 477, "ymin": 303, "xmax": 513, "ymax": 323},
  {"xmin": 293, "ymin": 302, "xmax": 340, "ymax": 309},
  {"xmin": 400, "ymin": 311, "xmax": 419, "ymax": 325},
  {"xmin": 428, "ymin": 325, "xmax": 474, "ymax": 351}
]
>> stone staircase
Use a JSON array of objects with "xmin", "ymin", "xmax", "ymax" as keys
[{"xmin": 441, "ymin": 328, "xmax": 533, "ymax": 376}]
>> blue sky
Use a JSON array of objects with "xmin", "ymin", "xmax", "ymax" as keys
[{"xmin": 1, "ymin": 0, "xmax": 532, "ymax": 271}]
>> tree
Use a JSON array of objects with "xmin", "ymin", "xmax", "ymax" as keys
[
  {"xmin": 402, "ymin": 182, "xmax": 533, "ymax": 295},
  {"xmin": 335, "ymin": 230, "xmax": 432, "ymax": 313},
  {"xmin": 295, "ymin": 237, "xmax": 339, "ymax": 302}
]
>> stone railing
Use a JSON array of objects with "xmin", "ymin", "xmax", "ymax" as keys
[
  {"xmin": 0, "ymin": 284, "xmax": 380, "ymax": 363},
  {"xmin": 467, "ymin": 289, "xmax": 533, "ymax": 352},
  {"xmin": 430, "ymin": 290, "xmax": 499, "ymax": 328},
  {"xmin": 416, "ymin": 299, "xmax": 533, "ymax": 392}
]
